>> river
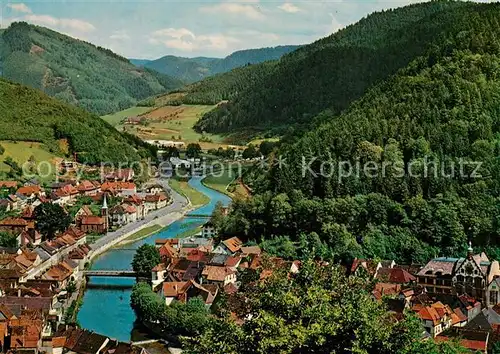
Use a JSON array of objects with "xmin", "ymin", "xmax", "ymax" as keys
[{"xmin": 77, "ymin": 177, "xmax": 231, "ymax": 342}]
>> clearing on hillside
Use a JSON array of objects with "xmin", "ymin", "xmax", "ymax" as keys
[
  {"xmin": 116, "ymin": 104, "xmax": 245, "ymax": 149},
  {"xmin": 102, "ymin": 106, "xmax": 152, "ymax": 127},
  {"xmin": 0, "ymin": 141, "xmax": 60, "ymax": 177}
]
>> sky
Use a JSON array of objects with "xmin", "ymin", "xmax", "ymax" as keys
[{"xmin": 0, "ymin": 0, "xmax": 465, "ymax": 59}]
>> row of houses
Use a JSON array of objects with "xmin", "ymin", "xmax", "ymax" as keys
[
  {"xmin": 346, "ymin": 243, "xmax": 500, "ymax": 352},
  {"xmin": 152, "ymin": 236, "xmax": 263, "ymax": 307}
]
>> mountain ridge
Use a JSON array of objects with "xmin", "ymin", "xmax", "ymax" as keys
[
  {"xmin": 0, "ymin": 22, "xmax": 183, "ymax": 115},
  {"xmin": 0, "ymin": 77, "xmax": 154, "ymax": 164},
  {"xmin": 136, "ymin": 45, "xmax": 300, "ymax": 83}
]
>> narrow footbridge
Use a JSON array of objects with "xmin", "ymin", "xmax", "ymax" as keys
[{"xmin": 84, "ymin": 270, "xmax": 137, "ymax": 277}]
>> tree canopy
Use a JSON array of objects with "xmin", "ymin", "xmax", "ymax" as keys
[
  {"xmin": 34, "ymin": 203, "xmax": 71, "ymax": 240},
  {"xmin": 131, "ymin": 244, "xmax": 161, "ymax": 276},
  {"xmin": 182, "ymin": 261, "xmax": 467, "ymax": 354}
]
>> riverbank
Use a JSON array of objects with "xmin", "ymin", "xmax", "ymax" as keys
[
  {"xmin": 77, "ymin": 177, "xmax": 232, "ymax": 341},
  {"xmin": 169, "ymin": 177, "xmax": 210, "ymax": 207},
  {"xmin": 88, "ymin": 178, "xmax": 189, "ymax": 260}
]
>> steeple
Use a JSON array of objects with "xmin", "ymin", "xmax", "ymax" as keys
[
  {"xmin": 102, "ymin": 193, "xmax": 108, "ymax": 232},
  {"xmin": 467, "ymin": 241, "xmax": 473, "ymax": 259}
]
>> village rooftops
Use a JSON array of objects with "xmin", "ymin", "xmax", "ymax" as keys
[
  {"xmin": 41, "ymin": 261, "xmax": 74, "ymax": 281},
  {"xmin": 202, "ymin": 265, "xmax": 235, "ymax": 282},
  {"xmin": 0, "ymin": 181, "xmax": 18, "ymax": 189},
  {"xmin": 240, "ymin": 245, "xmax": 262, "ymax": 256},
  {"xmin": 436, "ymin": 328, "xmax": 489, "ymax": 352},
  {"xmin": 0, "ymin": 218, "xmax": 27, "ymax": 227},
  {"xmin": 222, "ymin": 237, "xmax": 243, "ymax": 253},
  {"xmin": 16, "ymin": 186, "xmax": 42, "ymax": 196},
  {"xmin": 376, "ymin": 267, "xmax": 416, "ymax": 284},
  {"xmin": 80, "ymin": 216, "xmax": 105, "ymax": 225},
  {"xmin": 77, "ymin": 180, "xmax": 100, "ymax": 192},
  {"xmin": 0, "ymin": 296, "xmax": 52, "ymax": 312}
]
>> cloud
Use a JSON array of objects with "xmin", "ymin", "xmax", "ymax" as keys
[
  {"xmin": 110, "ymin": 30, "xmax": 130, "ymax": 41},
  {"xmin": 328, "ymin": 13, "xmax": 344, "ymax": 34},
  {"xmin": 150, "ymin": 27, "xmax": 239, "ymax": 52},
  {"xmin": 7, "ymin": 2, "xmax": 32, "ymax": 13},
  {"xmin": 278, "ymin": 3, "xmax": 301, "ymax": 13},
  {"xmin": 200, "ymin": 3, "xmax": 265, "ymax": 21},
  {"xmin": 24, "ymin": 14, "xmax": 95, "ymax": 33}
]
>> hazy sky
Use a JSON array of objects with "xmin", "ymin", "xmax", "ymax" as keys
[{"xmin": 0, "ymin": 0, "xmax": 454, "ymax": 59}]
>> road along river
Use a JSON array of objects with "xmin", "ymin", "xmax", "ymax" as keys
[{"xmin": 77, "ymin": 177, "xmax": 231, "ymax": 342}]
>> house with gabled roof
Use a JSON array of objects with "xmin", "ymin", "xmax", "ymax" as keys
[
  {"xmin": 417, "ymin": 243, "xmax": 500, "ymax": 306},
  {"xmin": 77, "ymin": 180, "xmax": 100, "ymax": 196},
  {"xmin": 0, "ymin": 218, "xmax": 28, "ymax": 235},
  {"xmin": 109, "ymin": 204, "xmax": 137, "ymax": 227},
  {"xmin": 213, "ymin": 237, "xmax": 243, "ymax": 256}
]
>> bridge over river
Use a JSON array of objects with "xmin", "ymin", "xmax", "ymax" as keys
[
  {"xmin": 84, "ymin": 270, "xmax": 137, "ymax": 277},
  {"xmin": 77, "ymin": 177, "xmax": 232, "ymax": 342}
]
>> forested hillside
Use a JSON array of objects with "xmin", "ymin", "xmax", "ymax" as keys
[
  {"xmin": 213, "ymin": 1, "xmax": 500, "ymax": 265},
  {"xmin": 177, "ymin": 61, "xmax": 276, "ymax": 105},
  {"xmin": 194, "ymin": 0, "xmax": 472, "ymax": 134},
  {"xmin": 0, "ymin": 22, "xmax": 183, "ymax": 115},
  {"xmin": 0, "ymin": 78, "xmax": 154, "ymax": 164},
  {"xmin": 139, "ymin": 45, "xmax": 299, "ymax": 83}
]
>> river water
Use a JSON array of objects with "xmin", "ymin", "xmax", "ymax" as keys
[{"xmin": 77, "ymin": 177, "xmax": 231, "ymax": 341}]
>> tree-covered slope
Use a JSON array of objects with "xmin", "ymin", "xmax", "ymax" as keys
[
  {"xmin": 177, "ymin": 61, "xmax": 277, "ymax": 105},
  {"xmin": 0, "ymin": 78, "xmax": 154, "ymax": 164},
  {"xmin": 140, "ymin": 45, "xmax": 299, "ymax": 83},
  {"xmin": 193, "ymin": 0, "xmax": 473, "ymax": 134},
  {"xmin": 0, "ymin": 22, "xmax": 183, "ymax": 115},
  {"xmin": 214, "ymin": 1, "xmax": 500, "ymax": 265}
]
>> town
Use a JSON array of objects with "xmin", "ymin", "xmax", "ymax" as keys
[{"xmin": 0, "ymin": 167, "xmax": 173, "ymax": 353}]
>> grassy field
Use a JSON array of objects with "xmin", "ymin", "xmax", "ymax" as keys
[
  {"xmin": 203, "ymin": 168, "xmax": 238, "ymax": 195},
  {"xmin": 0, "ymin": 141, "xmax": 60, "ymax": 176},
  {"xmin": 177, "ymin": 225, "xmax": 202, "ymax": 239},
  {"xmin": 247, "ymin": 137, "xmax": 280, "ymax": 146},
  {"xmin": 120, "ymin": 105, "xmax": 220, "ymax": 142},
  {"xmin": 169, "ymin": 177, "xmax": 210, "ymax": 207},
  {"xmin": 102, "ymin": 106, "xmax": 152, "ymax": 127},
  {"xmin": 203, "ymin": 164, "xmax": 252, "ymax": 199},
  {"xmin": 124, "ymin": 224, "xmax": 163, "ymax": 242}
]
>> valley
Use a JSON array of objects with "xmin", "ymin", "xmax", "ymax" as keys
[
  {"xmin": 1, "ymin": 1, "xmax": 500, "ymax": 353},
  {"xmin": 104, "ymin": 102, "xmax": 249, "ymax": 150}
]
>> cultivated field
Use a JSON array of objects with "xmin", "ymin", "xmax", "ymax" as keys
[
  {"xmin": 114, "ymin": 104, "xmax": 246, "ymax": 149},
  {"xmin": 102, "ymin": 106, "xmax": 152, "ymax": 127}
]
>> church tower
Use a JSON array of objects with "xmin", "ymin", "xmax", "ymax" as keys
[{"xmin": 102, "ymin": 193, "xmax": 109, "ymax": 232}]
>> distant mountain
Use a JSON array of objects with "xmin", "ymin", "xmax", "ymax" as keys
[
  {"xmin": 138, "ymin": 45, "xmax": 300, "ymax": 83},
  {"xmin": 129, "ymin": 58, "xmax": 152, "ymax": 67},
  {"xmin": 0, "ymin": 77, "xmax": 154, "ymax": 164},
  {"xmin": 0, "ymin": 22, "xmax": 183, "ymax": 115}
]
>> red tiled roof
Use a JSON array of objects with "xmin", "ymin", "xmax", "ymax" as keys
[
  {"xmin": 80, "ymin": 216, "xmax": 105, "ymax": 226},
  {"xmin": 435, "ymin": 336, "xmax": 487, "ymax": 352},
  {"xmin": 52, "ymin": 336, "xmax": 66, "ymax": 348},
  {"xmin": 16, "ymin": 186, "xmax": 41, "ymax": 196},
  {"xmin": 0, "ymin": 181, "xmax": 17, "ymax": 189},
  {"xmin": 376, "ymin": 267, "xmax": 416, "ymax": 284},
  {"xmin": 163, "ymin": 281, "xmax": 188, "ymax": 297},
  {"xmin": 124, "ymin": 194, "xmax": 142, "ymax": 205},
  {"xmin": 0, "ymin": 217, "xmax": 27, "ymax": 226},
  {"xmin": 145, "ymin": 193, "xmax": 167, "ymax": 202},
  {"xmin": 202, "ymin": 265, "xmax": 235, "ymax": 282},
  {"xmin": 77, "ymin": 180, "xmax": 98, "ymax": 192},
  {"xmin": 225, "ymin": 256, "xmax": 241, "ymax": 267},
  {"xmin": 101, "ymin": 182, "xmax": 136, "ymax": 192},
  {"xmin": 222, "ymin": 237, "xmax": 243, "ymax": 253}
]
